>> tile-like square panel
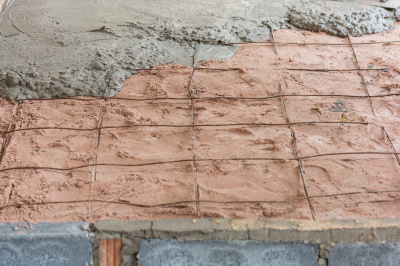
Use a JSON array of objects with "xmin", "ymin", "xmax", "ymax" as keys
[
  {"xmin": 97, "ymin": 127, "xmax": 192, "ymax": 165},
  {"xmin": 92, "ymin": 163, "xmax": 194, "ymax": 205},
  {"xmin": 0, "ymin": 169, "xmax": 91, "ymax": 223},
  {"xmin": 363, "ymin": 69, "xmax": 400, "ymax": 96},
  {"xmin": 285, "ymin": 97, "xmax": 374, "ymax": 123},
  {"xmin": 372, "ymin": 96, "xmax": 400, "ymax": 124},
  {"xmin": 0, "ymin": 203, "xmax": 89, "ymax": 223},
  {"xmin": 303, "ymin": 156, "xmax": 400, "ymax": 196},
  {"xmin": 381, "ymin": 123, "xmax": 400, "ymax": 153},
  {"xmin": 117, "ymin": 66, "xmax": 192, "ymax": 99},
  {"xmin": 103, "ymin": 99, "xmax": 191, "ymax": 127},
  {"xmin": 1, "ymin": 130, "xmax": 96, "ymax": 168},
  {"xmin": 197, "ymin": 160, "xmax": 303, "ymax": 201},
  {"xmin": 14, "ymin": 99, "xmax": 102, "ymax": 130},
  {"xmin": 311, "ymin": 192, "xmax": 400, "ymax": 220},
  {"xmin": 192, "ymin": 69, "xmax": 281, "ymax": 98},
  {"xmin": 195, "ymin": 126, "xmax": 293, "ymax": 159},
  {"xmin": 293, "ymin": 124, "xmax": 391, "ymax": 157},
  {"xmin": 352, "ymin": 42, "xmax": 400, "ymax": 69},
  {"xmin": 194, "ymin": 98, "xmax": 286, "ymax": 125},
  {"xmin": 284, "ymin": 71, "xmax": 365, "ymax": 96},
  {"xmin": 278, "ymin": 45, "xmax": 357, "ymax": 69}
]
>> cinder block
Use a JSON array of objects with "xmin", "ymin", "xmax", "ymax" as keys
[
  {"xmin": 139, "ymin": 239, "xmax": 318, "ymax": 266},
  {"xmin": 329, "ymin": 242, "xmax": 400, "ymax": 266},
  {"xmin": 0, "ymin": 222, "xmax": 92, "ymax": 266}
]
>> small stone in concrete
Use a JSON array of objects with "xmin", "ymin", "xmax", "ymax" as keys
[
  {"xmin": 139, "ymin": 239, "xmax": 318, "ymax": 266},
  {"xmin": 329, "ymin": 242, "xmax": 400, "ymax": 266},
  {"xmin": 0, "ymin": 222, "xmax": 92, "ymax": 266},
  {"xmin": 317, "ymin": 257, "xmax": 327, "ymax": 266}
]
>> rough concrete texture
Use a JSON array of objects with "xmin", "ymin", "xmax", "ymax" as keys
[
  {"xmin": 0, "ymin": 222, "xmax": 92, "ymax": 266},
  {"xmin": 329, "ymin": 242, "xmax": 400, "ymax": 266},
  {"xmin": 139, "ymin": 239, "xmax": 318, "ymax": 266},
  {"xmin": 91, "ymin": 218, "xmax": 400, "ymax": 265},
  {"xmin": 288, "ymin": 1, "xmax": 395, "ymax": 37},
  {"xmin": 0, "ymin": 0, "xmax": 397, "ymax": 99},
  {"xmin": 1, "ymin": 27, "xmax": 400, "ymax": 223}
]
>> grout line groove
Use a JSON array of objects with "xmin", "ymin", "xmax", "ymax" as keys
[
  {"xmin": 347, "ymin": 34, "xmax": 377, "ymax": 117},
  {"xmin": 382, "ymin": 126, "xmax": 400, "ymax": 167},
  {"xmin": 189, "ymin": 46, "xmax": 200, "ymax": 217},
  {"xmin": 279, "ymin": 81, "xmax": 316, "ymax": 220},
  {"xmin": 88, "ymin": 82, "xmax": 109, "ymax": 220}
]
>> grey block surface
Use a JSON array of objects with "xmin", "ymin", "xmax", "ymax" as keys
[
  {"xmin": 0, "ymin": 222, "xmax": 92, "ymax": 266},
  {"xmin": 139, "ymin": 239, "xmax": 318, "ymax": 266},
  {"xmin": 330, "ymin": 242, "xmax": 400, "ymax": 266}
]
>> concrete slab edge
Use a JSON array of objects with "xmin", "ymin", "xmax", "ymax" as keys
[{"xmin": 91, "ymin": 218, "xmax": 400, "ymax": 266}]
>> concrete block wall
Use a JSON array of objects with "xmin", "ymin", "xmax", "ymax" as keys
[
  {"xmin": 0, "ymin": 222, "xmax": 92, "ymax": 266},
  {"xmin": 0, "ymin": 218, "xmax": 399, "ymax": 265},
  {"xmin": 92, "ymin": 218, "xmax": 400, "ymax": 266}
]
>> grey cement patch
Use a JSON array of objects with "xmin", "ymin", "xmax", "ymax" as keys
[
  {"xmin": 288, "ymin": 1, "xmax": 395, "ymax": 37},
  {"xmin": 0, "ymin": 0, "xmax": 397, "ymax": 99},
  {"xmin": 329, "ymin": 242, "xmax": 400, "ymax": 266},
  {"xmin": 0, "ymin": 222, "xmax": 92, "ymax": 266},
  {"xmin": 139, "ymin": 239, "xmax": 318, "ymax": 266}
]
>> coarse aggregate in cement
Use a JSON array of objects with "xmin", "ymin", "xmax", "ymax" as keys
[
  {"xmin": 0, "ymin": 0, "xmax": 398, "ymax": 99},
  {"xmin": 138, "ymin": 239, "xmax": 318, "ymax": 266}
]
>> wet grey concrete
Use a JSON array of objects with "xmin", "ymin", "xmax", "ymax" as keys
[
  {"xmin": 329, "ymin": 242, "xmax": 400, "ymax": 266},
  {"xmin": 0, "ymin": 0, "xmax": 397, "ymax": 99},
  {"xmin": 139, "ymin": 239, "xmax": 318, "ymax": 266},
  {"xmin": 0, "ymin": 222, "xmax": 92, "ymax": 266}
]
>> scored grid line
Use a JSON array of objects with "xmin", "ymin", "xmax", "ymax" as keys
[
  {"xmin": 383, "ymin": 126, "xmax": 400, "ymax": 167},
  {"xmin": 0, "ymin": 151, "xmax": 398, "ymax": 173},
  {"xmin": 347, "ymin": 34, "xmax": 377, "ymax": 116},
  {"xmin": 286, "ymin": 68, "xmax": 387, "ymax": 72},
  {"xmin": 228, "ymin": 40, "xmax": 400, "ymax": 46},
  {"xmin": 0, "ymin": 32, "xmax": 398, "ymax": 219},
  {"xmin": 1, "ymin": 189, "xmax": 399, "ymax": 211},
  {"xmin": 279, "ymin": 81, "xmax": 316, "ymax": 220},
  {"xmin": 3, "ymin": 121, "xmax": 369, "ymax": 134},
  {"xmin": 272, "ymin": 32, "xmax": 317, "ymax": 220},
  {"xmin": 87, "ymin": 82, "xmax": 109, "ymax": 220},
  {"xmin": 12, "ymin": 91, "xmax": 399, "ymax": 103},
  {"xmin": 188, "ymin": 48, "xmax": 200, "ymax": 217}
]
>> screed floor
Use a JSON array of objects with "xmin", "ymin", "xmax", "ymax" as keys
[{"xmin": 0, "ymin": 27, "xmax": 399, "ymax": 223}]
